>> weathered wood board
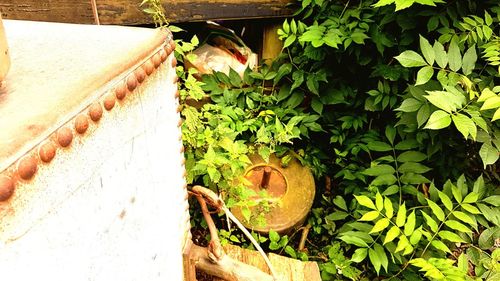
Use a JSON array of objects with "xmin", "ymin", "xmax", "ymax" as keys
[
  {"xmin": 212, "ymin": 244, "xmax": 322, "ymax": 281},
  {"xmin": 0, "ymin": 0, "xmax": 294, "ymax": 25}
]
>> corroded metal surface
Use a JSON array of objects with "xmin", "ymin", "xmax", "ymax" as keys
[{"xmin": 232, "ymin": 154, "xmax": 315, "ymax": 233}]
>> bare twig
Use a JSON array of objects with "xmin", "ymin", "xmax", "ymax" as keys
[
  {"xmin": 192, "ymin": 185, "xmax": 278, "ymax": 280},
  {"xmin": 298, "ymin": 224, "xmax": 311, "ymax": 252}
]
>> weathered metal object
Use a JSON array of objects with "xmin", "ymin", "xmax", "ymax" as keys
[{"xmin": 232, "ymin": 154, "xmax": 315, "ymax": 233}]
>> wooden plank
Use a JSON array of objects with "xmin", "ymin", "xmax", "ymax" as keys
[
  {"xmin": 211, "ymin": 244, "xmax": 321, "ymax": 281},
  {"xmin": 0, "ymin": 0, "xmax": 294, "ymax": 25},
  {"xmin": 0, "ymin": 0, "xmax": 95, "ymax": 24}
]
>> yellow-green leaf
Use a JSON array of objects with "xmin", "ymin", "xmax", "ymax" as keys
[
  {"xmin": 452, "ymin": 113, "xmax": 477, "ymax": 140},
  {"xmin": 404, "ymin": 211, "xmax": 416, "ymax": 236},
  {"xmin": 355, "ymin": 195, "xmax": 376, "ymax": 209},
  {"xmin": 448, "ymin": 39, "xmax": 462, "ymax": 72},
  {"xmin": 431, "ymin": 240, "xmax": 451, "ymax": 253},
  {"xmin": 384, "ymin": 197, "xmax": 394, "ymax": 219},
  {"xmin": 409, "ymin": 228, "xmax": 422, "ymax": 245},
  {"xmin": 480, "ymin": 96, "xmax": 500, "ymax": 110},
  {"xmin": 461, "ymin": 203, "xmax": 481, "ymax": 214},
  {"xmin": 396, "ymin": 203, "xmax": 406, "ymax": 227},
  {"xmin": 370, "ymin": 218, "xmax": 391, "ymax": 234},
  {"xmin": 421, "ymin": 211, "xmax": 438, "ymax": 232},
  {"xmin": 492, "ymin": 108, "xmax": 500, "ymax": 122},
  {"xmin": 395, "ymin": 50, "xmax": 427, "ymax": 67},
  {"xmin": 433, "ymin": 41, "xmax": 448, "ymax": 68},
  {"xmin": 463, "ymin": 192, "xmax": 479, "ymax": 204},
  {"xmin": 425, "ymin": 110, "xmax": 451, "ymax": 129},
  {"xmin": 426, "ymin": 199, "xmax": 445, "ymax": 221},
  {"xmin": 438, "ymin": 230, "xmax": 466, "ymax": 243},
  {"xmin": 416, "ymin": 66, "xmax": 434, "ymax": 85},
  {"xmin": 445, "ymin": 220, "xmax": 472, "ymax": 233},
  {"xmin": 438, "ymin": 190, "xmax": 453, "ymax": 211},
  {"xmin": 395, "ymin": 235, "xmax": 409, "ymax": 253},
  {"xmin": 360, "ymin": 210, "xmax": 380, "ymax": 221},
  {"xmin": 376, "ymin": 192, "xmax": 384, "ymax": 211},
  {"xmin": 453, "ymin": 211, "xmax": 476, "ymax": 226},
  {"xmin": 420, "ymin": 35, "xmax": 435, "ymax": 65},
  {"xmin": 384, "ymin": 226, "xmax": 400, "ymax": 244}
]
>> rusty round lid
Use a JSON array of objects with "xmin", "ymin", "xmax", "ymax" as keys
[{"xmin": 231, "ymin": 153, "xmax": 315, "ymax": 234}]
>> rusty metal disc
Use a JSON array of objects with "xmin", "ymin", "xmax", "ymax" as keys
[{"xmin": 231, "ymin": 153, "xmax": 315, "ymax": 234}]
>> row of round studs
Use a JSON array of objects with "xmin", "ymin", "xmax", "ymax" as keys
[{"xmin": 0, "ymin": 38, "xmax": 177, "ymax": 202}]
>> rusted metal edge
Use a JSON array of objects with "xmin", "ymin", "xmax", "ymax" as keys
[{"xmin": 0, "ymin": 30, "xmax": 177, "ymax": 203}]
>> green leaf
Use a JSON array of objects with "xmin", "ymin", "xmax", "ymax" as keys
[
  {"xmin": 355, "ymin": 195, "xmax": 377, "ymax": 209},
  {"xmin": 338, "ymin": 235, "xmax": 369, "ymax": 247},
  {"xmin": 462, "ymin": 46, "xmax": 477, "ymax": 75},
  {"xmin": 478, "ymin": 227, "xmax": 500, "ymax": 249},
  {"xmin": 367, "ymin": 141, "xmax": 393, "ymax": 152},
  {"xmin": 478, "ymin": 88, "xmax": 496, "ymax": 102},
  {"xmin": 311, "ymin": 98, "xmax": 323, "ymax": 114},
  {"xmin": 396, "ymin": 98, "xmax": 422, "ymax": 112},
  {"xmin": 417, "ymin": 103, "xmax": 431, "ymax": 127},
  {"xmin": 448, "ymin": 39, "xmax": 462, "ymax": 72},
  {"xmin": 398, "ymin": 162, "xmax": 431, "ymax": 174},
  {"xmin": 395, "ymin": 51, "xmax": 427, "ymax": 67},
  {"xmin": 426, "ymin": 199, "xmax": 445, "ymax": 221},
  {"xmin": 363, "ymin": 164, "xmax": 396, "ymax": 176},
  {"xmin": 371, "ymin": 174, "xmax": 398, "ymax": 186},
  {"xmin": 438, "ymin": 230, "xmax": 466, "ymax": 243},
  {"xmin": 351, "ymin": 248, "xmax": 368, "ymax": 263},
  {"xmin": 431, "ymin": 240, "xmax": 451, "ymax": 253},
  {"xmin": 479, "ymin": 142, "xmax": 499, "ymax": 169},
  {"xmin": 360, "ymin": 210, "xmax": 380, "ymax": 221},
  {"xmin": 451, "ymin": 185, "xmax": 462, "ymax": 203},
  {"xmin": 269, "ymin": 230, "xmax": 280, "ymax": 242},
  {"xmin": 422, "ymin": 211, "xmax": 438, "ymax": 232},
  {"xmin": 368, "ymin": 248, "xmax": 382, "ymax": 275},
  {"xmin": 397, "ymin": 151, "xmax": 427, "ymax": 162},
  {"xmin": 385, "ymin": 126, "xmax": 396, "ymax": 145},
  {"xmin": 396, "ymin": 203, "xmax": 407, "ymax": 227},
  {"xmin": 438, "ymin": 190, "xmax": 453, "ymax": 211},
  {"xmin": 404, "ymin": 211, "xmax": 416, "ymax": 236},
  {"xmin": 384, "ymin": 226, "xmax": 400, "ymax": 244},
  {"xmin": 433, "ymin": 41, "xmax": 448, "ymax": 68},
  {"xmin": 415, "ymin": 66, "xmax": 434, "ymax": 85},
  {"xmin": 370, "ymin": 218, "xmax": 391, "ymax": 234},
  {"xmin": 290, "ymin": 70, "xmax": 304, "ymax": 92},
  {"xmin": 425, "ymin": 91, "xmax": 464, "ymax": 113},
  {"xmin": 425, "ymin": 110, "xmax": 451, "ymax": 129},
  {"xmin": 483, "ymin": 195, "xmax": 500, "ymax": 207},
  {"xmin": 445, "ymin": 220, "xmax": 472, "ymax": 233},
  {"xmin": 384, "ymin": 197, "xmax": 394, "ymax": 219},
  {"xmin": 452, "ymin": 113, "xmax": 477, "ymax": 140},
  {"xmin": 453, "ymin": 211, "xmax": 476, "ymax": 226},
  {"xmin": 333, "ymin": 196, "xmax": 348, "ymax": 211},
  {"xmin": 458, "ymin": 253, "xmax": 468, "ymax": 273},
  {"xmin": 374, "ymin": 243, "xmax": 389, "ymax": 273},
  {"xmin": 420, "ymin": 35, "xmax": 435, "ymax": 65}
]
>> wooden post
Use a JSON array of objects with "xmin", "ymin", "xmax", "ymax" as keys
[{"xmin": 261, "ymin": 23, "xmax": 283, "ymax": 65}]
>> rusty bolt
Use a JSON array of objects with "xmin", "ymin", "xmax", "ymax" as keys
[
  {"xmin": 143, "ymin": 60, "xmax": 154, "ymax": 76},
  {"xmin": 39, "ymin": 142, "xmax": 56, "ymax": 163},
  {"xmin": 57, "ymin": 127, "xmax": 73, "ymax": 147},
  {"xmin": 160, "ymin": 49, "xmax": 167, "ymax": 62},
  {"xmin": 135, "ymin": 68, "xmax": 146, "ymax": 83},
  {"xmin": 103, "ymin": 94, "xmax": 115, "ymax": 111},
  {"xmin": 75, "ymin": 114, "xmax": 89, "ymax": 134},
  {"xmin": 152, "ymin": 53, "xmax": 161, "ymax": 68},
  {"xmin": 89, "ymin": 103, "xmax": 103, "ymax": 122},
  {"xmin": 17, "ymin": 156, "xmax": 37, "ymax": 180},
  {"xmin": 0, "ymin": 175, "xmax": 15, "ymax": 201},
  {"xmin": 127, "ymin": 74, "xmax": 138, "ymax": 91},
  {"xmin": 115, "ymin": 82, "xmax": 127, "ymax": 100},
  {"xmin": 260, "ymin": 167, "xmax": 272, "ymax": 189},
  {"xmin": 170, "ymin": 40, "xmax": 176, "ymax": 52}
]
